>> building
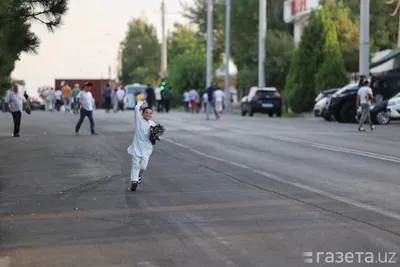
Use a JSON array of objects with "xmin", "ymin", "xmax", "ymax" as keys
[{"xmin": 283, "ymin": 0, "xmax": 320, "ymax": 45}]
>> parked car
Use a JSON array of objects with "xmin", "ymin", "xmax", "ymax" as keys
[
  {"xmin": 313, "ymin": 88, "xmax": 340, "ymax": 118},
  {"xmin": 387, "ymin": 92, "xmax": 400, "ymax": 120},
  {"xmin": 356, "ymin": 100, "xmax": 390, "ymax": 125},
  {"xmin": 240, "ymin": 87, "xmax": 282, "ymax": 117},
  {"xmin": 324, "ymin": 83, "xmax": 359, "ymax": 123},
  {"xmin": 371, "ymin": 69, "xmax": 400, "ymax": 102}
]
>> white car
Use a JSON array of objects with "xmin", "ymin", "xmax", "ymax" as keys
[
  {"xmin": 387, "ymin": 92, "xmax": 400, "ymax": 119},
  {"xmin": 313, "ymin": 88, "xmax": 339, "ymax": 120}
]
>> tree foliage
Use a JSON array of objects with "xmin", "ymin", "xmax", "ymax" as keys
[
  {"xmin": 285, "ymin": 6, "xmax": 348, "ymax": 113},
  {"xmin": 0, "ymin": 0, "xmax": 68, "ymax": 94},
  {"xmin": 167, "ymin": 23, "xmax": 205, "ymax": 64},
  {"xmin": 121, "ymin": 19, "xmax": 160, "ymax": 85},
  {"xmin": 168, "ymin": 52, "xmax": 206, "ymax": 102},
  {"xmin": 320, "ymin": 0, "xmax": 399, "ymax": 51}
]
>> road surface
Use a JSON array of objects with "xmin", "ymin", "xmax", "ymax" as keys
[{"xmin": 1, "ymin": 110, "xmax": 400, "ymax": 267}]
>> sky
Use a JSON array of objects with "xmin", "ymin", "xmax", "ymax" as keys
[{"xmin": 11, "ymin": 0, "xmax": 192, "ymax": 96}]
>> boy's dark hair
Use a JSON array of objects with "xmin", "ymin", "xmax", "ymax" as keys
[{"xmin": 142, "ymin": 107, "xmax": 152, "ymax": 113}]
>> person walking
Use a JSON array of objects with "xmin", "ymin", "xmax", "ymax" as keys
[
  {"xmin": 161, "ymin": 87, "xmax": 172, "ymax": 113},
  {"xmin": 61, "ymin": 83, "xmax": 72, "ymax": 113},
  {"xmin": 75, "ymin": 82, "xmax": 98, "ymax": 135},
  {"xmin": 5, "ymin": 84, "xmax": 30, "ymax": 137},
  {"xmin": 356, "ymin": 78, "xmax": 375, "ymax": 132},
  {"xmin": 189, "ymin": 89, "xmax": 198, "ymax": 113},
  {"xmin": 206, "ymin": 82, "xmax": 219, "ymax": 120},
  {"xmin": 145, "ymin": 84, "xmax": 156, "ymax": 109},
  {"xmin": 72, "ymin": 84, "xmax": 81, "ymax": 114},
  {"xmin": 103, "ymin": 83, "xmax": 112, "ymax": 113},
  {"xmin": 155, "ymin": 86, "xmax": 162, "ymax": 112}
]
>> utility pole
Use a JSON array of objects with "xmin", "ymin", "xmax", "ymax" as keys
[
  {"xmin": 258, "ymin": 0, "xmax": 266, "ymax": 88},
  {"xmin": 206, "ymin": 0, "xmax": 213, "ymax": 88},
  {"xmin": 224, "ymin": 0, "xmax": 231, "ymax": 112},
  {"xmin": 359, "ymin": 0, "xmax": 370, "ymax": 80},
  {"xmin": 161, "ymin": 0, "xmax": 167, "ymax": 76}
]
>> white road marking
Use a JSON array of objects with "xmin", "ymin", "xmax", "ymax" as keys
[
  {"xmin": 267, "ymin": 135, "xmax": 400, "ymax": 164},
  {"xmin": 164, "ymin": 138, "xmax": 400, "ymax": 221}
]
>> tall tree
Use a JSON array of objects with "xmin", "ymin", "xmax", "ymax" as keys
[
  {"xmin": 285, "ymin": 6, "xmax": 348, "ymax": 113},
  {"xmin": 0, "ymin": 0, "xmax": 68, "ymax": 94},
  {"xmin": 320, "ymin": 0, "xmax": 399, "ymax": 51},
  {"xmin": 167, "ymin": 23, "xmax": 205, "ymax": 64},
  {"xmin": 168, "ymin": 52, "xmax": 206, "ymax": 103},
  {"xmin": 323, "ymin": 0, "xmax": 360, "ymax": 72},
  {"xmin": 121, "ymin": 19, "xmax": 160, "ymax": 85}
]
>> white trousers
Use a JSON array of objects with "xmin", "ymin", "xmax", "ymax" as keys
[
  {"xmin": 130, "ymin": 156, "xmax": 150, "ymax": 182},
  {"xmin": 215, "ymin": 101, "xmax": 223, "ymax": 112}
]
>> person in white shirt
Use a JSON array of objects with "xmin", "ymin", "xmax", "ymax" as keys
[
  {"xmin": 5, "ymin": 84, "xmax": 30, "ymax": 137},
  {"xmin": 116, "ymin": 88, "xmax": 125, "ymax": 111},
  {"xmin": 75, "ymin": 82, "xmax": 98, "ymax": 135},
  {"xmin": 54, "ymin": 89, "xmax": 62, "ymax": 112},
  {"xmin": 356, "ymin": 79, "xmax": 375, "ymax": 131},
  {"xmin": 202, "ymin": 92, "xmax": 208, "ymax": 113},
  {"xmin": 188, "ymin": 89, "xmax": 199, "ymax": 113},
  {"xmin": 127, "ymin": 100, "xmax": 156, "ymax": 191},
  {"xmin": 182, "ymin": 91, "xmax": 190, "ymax": 112},
  {"xmin": 154, "ymin": 87, "xmax": 162, "ymax": 112},
  {"xmin": 214, "ymin": 89, "xmax": 225, "ymax": 113},
  {"xmin": 46, "ymin": 88, "xmax": 55, "ymax": 112}
]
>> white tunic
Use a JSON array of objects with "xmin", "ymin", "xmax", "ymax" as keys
[{"xmin": 127, "ymin": 101, "xmax": 156, "ymax": 158}]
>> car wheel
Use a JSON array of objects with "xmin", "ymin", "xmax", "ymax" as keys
[
  {"xmin": 373, "ymin": 110, "xmax": 390, "ymax": 125},
  {"xmin": 276, "ymin": 110, "xmax": 282, "ymax": 117},
  {"xmin": 268, "ymin": 113, "xmax": 273, "ymax": 117},
  {"xmin": 340, "ymin": 101, "xmax": 357, "ymax": 123}
]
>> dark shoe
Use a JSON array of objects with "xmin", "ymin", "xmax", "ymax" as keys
[
  {"xmin": 13, "ymin": 134, "xmax": 20, "ymax": 137},
  {"xmin": 358, "ymin": 127, "xmax": 365, "ymax": 132},
  {"xmin": 130, "ymin": 181, "xmax": 138, "ymax": 191},
  {"xmin": 75, "ymin": 131, "xmax": 80, "ymax": 135},
  {"xmin": 91, "ymin": 132, "xmax": 98, "ymax": 135}
]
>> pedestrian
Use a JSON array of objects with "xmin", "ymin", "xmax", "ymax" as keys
[
  {"xmin": 206, "ymin": 82, "xmax": 220, "ymax": 120},
  {"xmin": 189, "ymin": 88, "xmax": 198, "ymax": 113},
  {"xmin": 161, "ymin": 87, "xmax": 172, "ymax": 112},
  {"xmin": 183, "ymin": 90, "xmax": 190, "ymax": 112},
  {"xmin": 61, "ymin": 83, "xmax": 72, "ymax": 113},
  {"xmin": 356, "ymin": 78, "xmax": 375, "ymax": 132},
  {"xmin": 214, "ymin": 88, "xmax": 225, "ymax": 114},
  {"xmin": 127, "ymin": 100, "xmax": 156, "ymax": 191},
  {"xmin": 155, "ymin": 86, "xmax": 162, "ymax": 112},
  {"xmin": 72, "ymin": 84, "xmax": 81, "ymax": 114},
  {"xmin": 103, "ymin": 83, "xmax": 112, "ymax": 113},
  {"xmin": 145, "ymin": 84, "xmax": 156, "ymax": 109},
  {"xmin": 75, "ymin": 82, "xmax": 98, "ymax": 135},
  {"xmin": 5, "ymin": 84, "xmax": 30, "ymax": 137}
]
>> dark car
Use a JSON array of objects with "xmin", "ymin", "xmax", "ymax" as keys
[
  {"xmin": 371, "ymin": 69, "xmax": 400, "ymax": 102},
  {"xmin": 356, "ymin": 100, "xmax": 390, "ymax": 125},
  {"xmin": 324, "ymin": 83, "xmax": 359, "ymax": 123},
  {"xmin": 240, "ymin": 87, "xmax": 282, "ymax": 117}
]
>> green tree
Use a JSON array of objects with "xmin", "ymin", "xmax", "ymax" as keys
[
  {"xmin": 285, "ymin": 6, "xmax": 348, "ymax": 113},
  {"xmin": 167, "ymin": 23, "xmax": 206, "ymax": 64},
  {"xmin": 320, "ymin": 0, "xmax": 399, "ymax": 51},
  {"xmin": 0, "ymin": 0, "xmax": 67, "ymax": 94},
  {"xmin": 121, "ymin": 19, "xmax": 160, "ymax": 85},
  {"xmin": 168, "ymin": 52, "xmax": 206, "ymax": 103}
]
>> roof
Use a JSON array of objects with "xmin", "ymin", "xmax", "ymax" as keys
[{"xmin": 369, "ymin": 47, "xmax": 400, "ymax": 69}]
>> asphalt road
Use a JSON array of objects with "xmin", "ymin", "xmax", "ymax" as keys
[{"xmin": 1, "ymin": 109, "xmax": 400, "ymax": 267}]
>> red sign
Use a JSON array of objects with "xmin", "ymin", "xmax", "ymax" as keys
[{"xmin": 291, "ymin": 0, "xmax": 307, "ymax": 16}]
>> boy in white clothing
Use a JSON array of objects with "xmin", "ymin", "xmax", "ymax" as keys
[{"xmin": 127, "ymin": 100, "xmax": 156, "ymax": 191}]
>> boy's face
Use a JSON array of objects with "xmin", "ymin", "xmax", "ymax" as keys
[{"xmin": 142, "ymin": 108, "xmax": 153, "ymax": 121}]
